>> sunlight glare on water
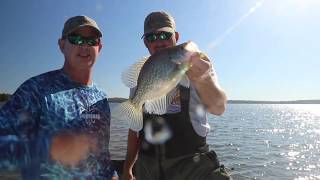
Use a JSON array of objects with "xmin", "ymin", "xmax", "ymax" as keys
[
  {"xmin": 208, "ymin": 104, "xmax": 320, "ymax": 180},
  {"xmin": 109, "ymin": 103, "xmax": 320, "ymax": 179}
]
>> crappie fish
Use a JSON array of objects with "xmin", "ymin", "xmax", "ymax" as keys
[{"xmin": 115, "ymin": 41, "xmax": 202, "ymax": 131}]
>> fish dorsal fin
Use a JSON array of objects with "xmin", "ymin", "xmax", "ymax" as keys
[
  {"xmin": 122, "ymin": 56, "xmax": 149, "ymax": 88},
  {"xmin": 179, "ymin": 75, "xmax": 190, "ymax": 88},
  {"xmin": 144, "ymin": 90, "xmax": 176, "ymax": 115}
]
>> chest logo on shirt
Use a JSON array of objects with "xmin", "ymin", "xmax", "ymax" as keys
[{"xmin": 80, "ymin": 106, "xmax": 102, "ymax": 126}]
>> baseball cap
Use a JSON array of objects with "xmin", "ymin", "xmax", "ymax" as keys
[
  {"xmin": 142, "ymin": 11, "xmax": 176, "ymax": 38},
  {"xmin": 62, "ymin": 15, "xmax": 102, "ymax": 38}
]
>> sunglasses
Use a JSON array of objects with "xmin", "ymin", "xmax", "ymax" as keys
[
  {"xmin": 66, "ymin": 35, "xmax": 101, "ymax": 46},
  {"xmin": 145, "ymin": 32, "xmax": 173, "ymax": 43}
]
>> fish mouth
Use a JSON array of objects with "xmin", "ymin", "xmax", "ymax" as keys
[
  {"xmin": 173, "ymin": 42, "xmax": 198, "ymax": 59},
  {"xmin": 175, "ymin": 41, "xmax": 199, "ymax": 61},
  {"xmin": 183, "ymin": 41, "xmax": 199, "ymax": 52}
]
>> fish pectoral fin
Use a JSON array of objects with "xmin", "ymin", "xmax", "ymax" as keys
[
  {"xmin": 113, "ymin": 101, "xmax": 143, "ymax": 131},
  {"xmin": 179, "ymin": 75, "xmax": 190, "ymax": 88},
  {"xmin": 144, "ymin": 92, "xmax": 175, "ymax": 115},
  {"xmin": 122, "ymin": 56, "xmax": 149, "ymax": 88}
]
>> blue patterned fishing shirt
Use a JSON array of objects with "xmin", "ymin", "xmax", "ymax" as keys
[{"xmin": 0, "ymin": 69, "xmax": 115, "ymax": 179}]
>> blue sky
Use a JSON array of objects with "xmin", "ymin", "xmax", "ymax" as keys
[{"xmin": 1, "ymin": 0, "xmax": 319, "ymax": 101}]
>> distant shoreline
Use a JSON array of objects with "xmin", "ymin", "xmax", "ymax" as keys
[
  {"xmin": 108, "ymin": 98, "xmax": 320, "ymax": 104},
  {"xmin": 227, "ymin": 100, "xmax": 320, "ymax": 104},
  {"xmin": 108, "ymin": 97, "xmax": 128, "ymax": 103},
  {"xmin": 1, "ymin": 98, "xmax": 320, "ymax": 105}
]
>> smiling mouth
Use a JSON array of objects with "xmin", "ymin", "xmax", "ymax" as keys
[{"xmin": 78, "ymin": 54, "xmax": 90, "ymax": 58}]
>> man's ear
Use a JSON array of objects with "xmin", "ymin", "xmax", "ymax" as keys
[
  {"xmin": 98, "ymin": 43, "xmax": 102, "ymax": 52},
  {"xmin": 58, "ymin": 38, "xmax": 65, "ymax": 53},
  {"xmin": 175, "ymin": 32, "xmax": 180, "ymax": 42}
]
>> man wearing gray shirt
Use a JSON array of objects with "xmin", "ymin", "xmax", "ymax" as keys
[{"xmin": 123, "ymin": 11, "xmax": 232, "ymax": 180}]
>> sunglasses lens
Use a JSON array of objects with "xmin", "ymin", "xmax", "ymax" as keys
[
  {"xmin": 86, "ymin": 38, "xmax": 99, "ymax": 46},
  {"xmin": 67, "ymin": 35, "xmax": 99, "ymax": 46},
  {"xmin": 67, "ymin": 36, "xmax": 83, "ymax": 45},
  {"xmin": 146, "ymin": 34, "xmax": 157, "ymax": 42},
  {"xmin": 159, "ymin": 34, "xmax": 165, "ymax": 40},
  {"xmin": 146, "ymin": 32, "xmax": 172, "ymax": 42},
  {"xmin": 161, "ymin": 32, "xmax": 172, "ymax": 40}
]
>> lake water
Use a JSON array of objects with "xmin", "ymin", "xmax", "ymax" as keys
[
  {"xmin": 1, "ymin": 102, "xmax": 319, "ymax": 179},
  {"xmin": 109, "ymin": 103, "xmax": 320, "ymax": 180}
]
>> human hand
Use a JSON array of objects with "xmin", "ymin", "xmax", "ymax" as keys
[
  {"xmin": 111, "ymin": 175, "xmax": 119, "ymax": 180},
  {"xmin": 123, "ymin": 169, "xmax": 135, "ymax": 180},
  {"xmin": 187, "ymin": 52, "xmax": 213, "ymax": 82},
  {"xmin": 49, "ymin": 132, "xmax": 97, "ymax": 167}
]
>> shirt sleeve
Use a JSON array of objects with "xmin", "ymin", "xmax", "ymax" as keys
[
  {"xmin": 0, "ymin": 80, "xmax": 41, "ymax": 137},
  {"xmin": 0, "ymin": 79, "xmax": 41, "ymax": 170}
]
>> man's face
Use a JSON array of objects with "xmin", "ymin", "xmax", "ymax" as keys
[
  {"xmin": 59, "ymin": 27, "xmax": 102, "ymax": 71},
  {"xmin": 144, "ymin": 31, "xmax": 179, "ymax": 55}
]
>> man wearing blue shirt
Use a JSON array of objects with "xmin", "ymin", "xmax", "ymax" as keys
[{"xmin": 0, "ymin": 15, "xmax": 117, "ymax": 179}]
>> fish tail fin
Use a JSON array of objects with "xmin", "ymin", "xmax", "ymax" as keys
[{"xmin": 113, "ymin": 100, "xmax": 143, "ymax": 131}]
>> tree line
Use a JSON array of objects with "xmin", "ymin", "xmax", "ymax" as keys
[{"xmin": 0, "ymin": 93, "xmax": 11, "ymax": 102}]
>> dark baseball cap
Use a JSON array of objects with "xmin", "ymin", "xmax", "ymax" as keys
[
  {"xmin": 62, "ymin": 15, "xmax": 102, "ymax": 37},
  {"xmin": 142, "ymin": 11, "xmax": 176, "ymax": 38}
]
